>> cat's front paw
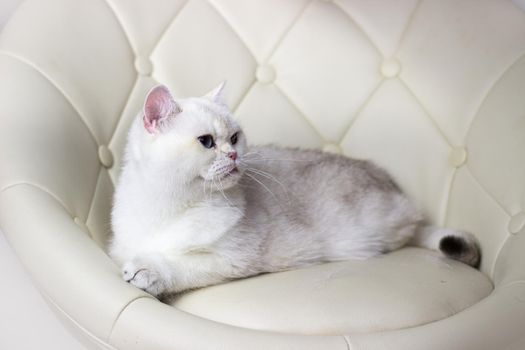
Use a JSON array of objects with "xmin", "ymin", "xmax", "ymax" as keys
[{"xmin": 122, "ymin": 261, "xmax": 166, "ymax": 297}]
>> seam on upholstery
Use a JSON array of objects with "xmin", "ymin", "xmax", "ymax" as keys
[
  {"xmin": 441, "ymin": 168, "xmax": 457, "ymax": 227},
  {"xmin": 337, "ymin": 79, "xmax": 385, "ymax": 144},
  {"xmin": 265, "ymin": 0, "xmax": 314, "ymax": 63},
  {"xmin": 40, "ymin": 291, "xmax": 120, "ymax": 350},
  {"xmin": 498, "ymin": 280, "xmax": 525, "ymax": 290},
  {"xmin": 86, "ymin": 168, "xmax": 103, "ymax": 224},
  {"xmin": 108, "ymin": 75, "xmax": 139, "ymax": 148},
  {"xmin": 149, "ymin": 0, "xmax": 191, "ymax": 58},
  {"xmin": 102, "ymin": 0, "xmax": 137, "ymax": 55},
  {"xmin": 206, "ymin": 0, "xmax": 258, "ymax": 62},
  {"xmin": 108, "ymin": 295, "xmax": 156, "ymax": 342},
  {"xmin": 273, "ymin": 82, "xmax": 326, "ymax": 141},
  {"xmin": 464, "ymin": 164, "xmax": 510, "ymax": 216},
  {"xmin": 397, "ymin": 77, "xmax": 454, "ymax": 148},
  {"xmin": 97, "ymin": 0, "xmax": 141, "ymax": 146},
  {"xmin": 0, "ymin": 51, "xmax": 99, "ymax": 146},
  {"xmin": 332, "ymin": 0, "xmax": 382, "ymax": 56},
  {"xmin": 393, "ymin": 0, "xmax": 422, "ymax": 55},
  {"xmin": 342, "ymin": 335, "xmax": 352, "ymax": 350},
  {"xmin": 491, "ymin": 232, "xmax": 512, "ymax": 280},
  {"xmin": 0, "ymin": 182, "xmax": 73, "ymax": 216},
  {"xmin": 107, "ymin": 168, "xmax": 117, "ymax": 189},
  {"xmin": 461, "ymin": 166, "xmax": 511, "ymax": 279},
  {"xmin": 233, "ymin": 78, "xmax": 257, "ymax": 113},
  {"xmin": 462, "ymin": 50, "xmax": 525, "ymax": 141},
  {"xmin": 0, "ymin": 183, "xmax": 152, "ymax": 347}
]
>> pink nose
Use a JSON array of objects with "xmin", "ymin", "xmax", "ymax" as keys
[{"xmin": 228, "ymin": 151, "xmax": 237, "ymax": 161}]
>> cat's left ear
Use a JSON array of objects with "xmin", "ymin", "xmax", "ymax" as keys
[{"xmin": 204, "ymin": 81, "xmax": 226, "ymax": 105}]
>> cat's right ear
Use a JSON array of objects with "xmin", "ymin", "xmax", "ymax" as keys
[{"xmin": 143, "ymin": 85, "xmax": 182, "ymax": 134}]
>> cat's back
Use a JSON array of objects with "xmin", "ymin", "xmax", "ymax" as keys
[
  {"xmin": 241, "ymin": 145, "xmax": 401, "ymax": 196},
  {"xmin": 238, "ymin": 145, "xmax": 417, "ymax": 270}
]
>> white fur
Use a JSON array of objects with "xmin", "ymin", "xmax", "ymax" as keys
[{"xmin": 110, "ymin": 84, "xmax": 480, "ymax": 296}]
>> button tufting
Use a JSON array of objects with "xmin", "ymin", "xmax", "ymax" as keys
[
  {"xmin": 134, "ymin": 56, "xmax": 153, "ymax": 76},
  {"xmin": 509, "ymin": 212, "xmax": 525, "ymax": 234},
  {"xmin": 98, "ymin": 145, "xmax": 114, "ymax": 168},
  {"xmin": 256, "ymin": 65, "xmax": 276, "ymax": 84},
  {"xmin": 449, "ymin": 147, "xmax": 467, "ymax": 168},
  {"xmin": 380, "ymin": 58, "xmax": 402, "ymax": 78},
  {"xmin": 74, "ymin": 217, "xmax": 91, "ymax": 237},
  {"xmin": 323, "ymin": 143, "xmax": 341, "ymax": 154}
]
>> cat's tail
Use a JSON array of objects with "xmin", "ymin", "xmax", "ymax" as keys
[{"xmin": 411, "ymin": 225, "xmax": 481, "ymax": 268}]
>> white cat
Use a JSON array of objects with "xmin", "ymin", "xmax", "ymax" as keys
[{"xmin": 109, "ymin": 83, "xmax": 480, "ymax": 297}]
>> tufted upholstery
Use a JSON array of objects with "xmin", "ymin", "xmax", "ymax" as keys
[{"xmin": 1, "ymin": 0, "xmax": 525, "ymax": 349}]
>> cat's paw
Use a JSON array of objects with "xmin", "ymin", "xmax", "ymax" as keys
[{"xmin": 122, "ymin": 261, "xmax": 166, "ymax": 297}]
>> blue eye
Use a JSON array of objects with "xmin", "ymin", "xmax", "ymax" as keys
[{"xmin": 197, "ymin": 134, "xmax": 215, "ymax": 149}]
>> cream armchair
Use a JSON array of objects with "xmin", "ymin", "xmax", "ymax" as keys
[{"xmin": 1, "ymin": 0, "xmax": 525, "ymax": 349}]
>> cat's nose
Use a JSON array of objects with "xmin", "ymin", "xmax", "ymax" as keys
[{"xmin": 228, "ymin": 151, "xmax": 237, "ymax": 161}]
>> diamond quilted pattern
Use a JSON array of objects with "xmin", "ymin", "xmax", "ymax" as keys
[
  {"xmin": 207, "ymin": 0, "xmax": 310, "ymax": 62},
  {"xmin": 335, "ymin": 0, "xmax": 419, "ymax": 57},
  {"xmin": 68, "ymin": 0, "xmax": 525, "ymax": 278},
  {"xmin": 0, "ymin": 55, "xmax": 100, "ymax": 219},
  {"xmin": 467, "ymin": 55, "xmax": 525, "ymax": 216},
  {"xmin": 1, "ymin": 0, "xmax": 524, "ymax": 282},
  {"xmin": 340, "ymin": 79, "xmax": 451, "ymax": 223},
  {"xmin": 151, "ymin": 0, "xmax": 256, "ymax": 107},
  {"xmin": 446, "ymin": 168, "xmax": 510, "ymax": 274},
  {"xmin": 271, "ymin": 0, "xmax": 383, "ymax": 142},
  {"xmin": 397, "ymin": 0, "xmax": 525, "ymax": 145},
  {"xmin": 0, "ymin": 0, "xmax": 136, "ymax": 145},
  {"xmin": 108, "ymin": 77, "xmax": 159, "ymax": 181},
  {"xmin": 105, "ymin": 0, "xmax": 187, "ymax": 56},
  {"xmin": 236, "ymin": 83, "xmax": 324, "ymax": 148}
]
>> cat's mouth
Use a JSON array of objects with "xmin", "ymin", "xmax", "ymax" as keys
[
  {"xmin": 223, "ymin": 167, "xmax": 239, "ymax": 178},
  {"xmin": 211, "ymin": 165, "xmax": 240, "ymax": 182}
]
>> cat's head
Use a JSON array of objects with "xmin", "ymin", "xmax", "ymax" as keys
[{"xmin": 133, "ymin": 82, "xmax": 247, "ymax": 191}]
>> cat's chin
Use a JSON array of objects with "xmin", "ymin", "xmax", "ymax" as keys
[{"xmin": 214, "ymin": 168, "xmax": 242, "ymax": 190}]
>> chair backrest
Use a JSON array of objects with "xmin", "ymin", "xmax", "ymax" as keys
[{"xmin": 1, "ymin": 0, "xmax": 524, "ymax": 283}]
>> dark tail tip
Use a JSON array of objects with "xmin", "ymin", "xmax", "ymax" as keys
[
  {"xmin": 439, "ymin": 236, "xmax": 466, "ymax": 256},
  {"xmin": 439, "ymin": 235, "xmax": 481, "ymax": 268}
]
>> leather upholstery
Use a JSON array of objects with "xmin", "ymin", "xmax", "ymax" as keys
[
  {"xmin": 172, "ymin": 248, "xmax": 492, "ymax": 334},
  {"xmin": 0, "ymin": 0, "xmax": 524, "ymax": 349}
]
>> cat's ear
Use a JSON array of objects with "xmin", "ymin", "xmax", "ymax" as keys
[
  {"xmin": 204, "ymin": 81, "xmax": 226, "ymax": 105},
  {"xmin": 143, "ymin": 85, "xmax": 182, "ymax": 134}
]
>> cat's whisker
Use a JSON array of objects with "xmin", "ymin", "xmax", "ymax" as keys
[
  {"xmin": 210, "ymin": 177, "xmax": 219, "ymax": 202},
  {"xmin": 244, "ymin": 172, "xmax": 280, "ymax": 205},
  {"xmin": 242, "ymin": 166, "xmax": 290, "ymax": 202},
  {"xmin": 216, "ymin": 176, "xmax": 245, "ymax": 217},
  {"xmin": 203, "ymin": 178, "xmax": 212, "ymax": 201},
  {"xmin": 241, "ymin": 156, "xmax": 310, "ymax": 163},
  {"xmin": 241, "ymin": 151, "xmax": 261, "ymax": 158},
  {"xmin": 202, "ymin": 178, "xmax": 209, "ymax": 199},
  {"xmin": 245, "ymin": 168, "xmax": 286, "ymax": 190},
  {"xmin": 241, "ymin": 164, "xmax": 279, "ymax": 180},
  {"xmin": 239, "ymin": 160, "xmax": 281, "ymax": 180},
  {"xmin": 206, "ymin": 179, "xmax": 214, "ymax": 201},
  {"xmin": 211, "ymin": 176, "xmax": 219, "ymax": 195}
]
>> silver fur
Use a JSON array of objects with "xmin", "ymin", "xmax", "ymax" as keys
[{"xmin": 110, "ymin": 85, "xmax": 480, "ymax": 297}]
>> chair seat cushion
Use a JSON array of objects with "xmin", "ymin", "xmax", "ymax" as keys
[{"xmin": 170, "ymin": 247, "xmax": 492, "ymax": 335}]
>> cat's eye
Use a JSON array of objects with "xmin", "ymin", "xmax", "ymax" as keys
[
  {"xmin": 231, "ymin": 132, "xmax": 239, "ymax": 145},
  {"xmin": 198, "ymin": 134, "xmax": 215, "ymax": 149}
]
